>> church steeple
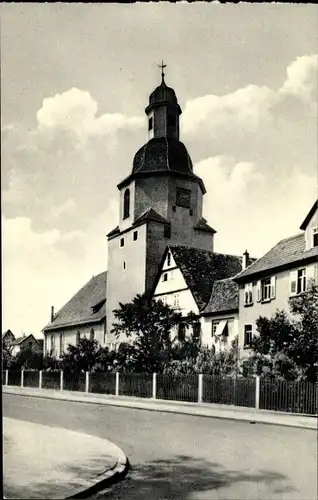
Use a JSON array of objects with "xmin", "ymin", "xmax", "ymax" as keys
[{"xmin": 145, "ymin": 62, "xmax": 182, "ymax": 140}]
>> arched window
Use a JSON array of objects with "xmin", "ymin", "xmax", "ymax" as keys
[
  {"xmin": 90, "ymin": 328, "xmax": 95, "ymax": 341},
  {"xmin": 76, "ymin": 331, "xmax": 80, "ymax": 346},
  {"xmin": 123, "ymin": 188, "xmax": 130, "ymax": 219}
]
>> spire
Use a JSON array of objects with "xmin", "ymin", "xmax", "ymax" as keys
[{"xmin": 158, "ymin": 60, "xmax": 167, "ymax": 84}]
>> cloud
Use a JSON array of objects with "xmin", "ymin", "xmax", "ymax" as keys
[
  {"xmin": 37, "ymin": 87, "xmax": 144, "ymax": 138},
  {"xmin": 2, "ymin": 198, "xmax": 118, "ymax": 335},
  {"xmin": 195, "ymin": 155, "xmax": 316, "ymax": 257},
  {"xmin": 280, "ymin": 54, "xmax": 318, "ymax": 102}
]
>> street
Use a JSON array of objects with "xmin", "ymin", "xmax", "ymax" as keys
[{"xmin": 3, "ymin": 393, "xmax": 317, "ymax": 500}]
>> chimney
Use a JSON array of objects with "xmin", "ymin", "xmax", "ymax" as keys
[
  {"xmin": 51, "ymin": 306, "xmax": 55, "ymax": 323},
  {"xmin": 242, "ymin": 250, "xmax": 250, "ymax": 270}
]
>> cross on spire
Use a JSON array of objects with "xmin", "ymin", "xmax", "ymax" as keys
[{"xmin": 158, "ymin": 60, "xmax": 167, "ymax": 83}]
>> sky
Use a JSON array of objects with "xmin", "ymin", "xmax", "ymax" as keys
[{"xmin": 1, "ymin": 3, "xmax": 317, "ymax": 337}]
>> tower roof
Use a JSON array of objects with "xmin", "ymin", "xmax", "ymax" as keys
[
  {"xmin": 149, "ymin": 81, "xmax": 178, "ymax": 107},
  {"xmin": 132, "ymin": 137, "xmax": 193, "ymax": 175}
]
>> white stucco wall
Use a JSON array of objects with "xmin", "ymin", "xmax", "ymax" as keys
[{"xmin": 44, "ymin": 321, "xmax": 105, "ymax": 358}]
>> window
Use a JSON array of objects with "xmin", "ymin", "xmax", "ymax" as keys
[
  {"xmin": 178, "ymin": 323, "xmax": 186, "ymax": 342},
  {"xmin": 162, "ymin": 273, "xmax": 168, "ymax": 282},
  {"xmin": 120, "ymin": 238, "xmax": 124, "ymax": 247},
  {"xmin": 28, "ymin": 341, "xmax": 32, "ymax": 350},
  {"xmin": 76, "ymin": 331, "xmax": 80, "ymax": 346},
  {"xmin": 256, "ymin": 277, "xmax": 276, "ymax": 302},
  {"xmin": 148, "ymin": 116, "xmax": 153, "ymax": 131},
  {"xmin": 212, "ymin": 320, "xmax": 220, "ymax": 337},
  {"xmin": 123, "ymin": 188, "xmax": 130, "ymax": 219},
  {"xmin": 244, "ymin": 325, "xmax": 252, "ymax": 347},
  {"xmin": 167, "ymin": 252, "xmax": 171, "ymax": 267},
  {"xmin": 192, "ymin": 322, "xmax": 201, "ymax": 343},
  {"xmin": 297, "ymin": 268, "xmax": 306, "ymax": 294},
  {"xmin": 189, "ymin": 209, "xmax": 193, "ymax": 216},
  {"xmin": 261, "ymin": 278, "xmax": 271, "ymax": 302},
  {"xmin": 51, "ymin": 334, "xmax": 56, "ymax": 354},
  {"xmin": 176, "ymin": 187, "xmax": 191, "ymax": 209},
  {"xmin": 123, "ymin": 261, "xmax": 126, "ymax": 269},
  {"xmin": 164, "ymin": 225, "xmax": 171, "ymax": 238},
  {"xmin": 244, "ymin": 283, "xmax": 253, "ymax": 305},
  {"xmin": 133, "ymin": 231, "xmax": 138, "ymax": 241},
  {"xmin": 161, "ymin": 295, "xmax": 168, "ymax": 306},
  {"xmin": 59, "ymin": 332, "xmax": 64, "ymax": 356},
  {"xmin": 90, "ymin": 328, "xmax": 95, "ymax": 341},
  {"xmin": 313, "ymin": 227, "xmax": 318, "ymax": 247},
  {"xmin": 173, "ymin": 293, "xmax": 180, "ymax": 308}
]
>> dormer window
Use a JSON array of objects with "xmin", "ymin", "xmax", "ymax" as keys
[
  {"xmin": 313, "ymin": 227, "xmax": 318, "ymax": 247},
  {"xmin": 123, "ymin": 188, "xmax": 130, "ymax": 219}
]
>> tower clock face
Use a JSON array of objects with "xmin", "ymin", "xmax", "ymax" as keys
[{"xmin": 176, "ymin": 187, "xmax": 191, "ymax": 208}]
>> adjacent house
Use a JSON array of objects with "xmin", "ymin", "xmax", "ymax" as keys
[
  {"xmin": 152, "ymin": 245, "xmax": 246, "ymax": 351},
  {"xmin": 2, "ymin": 330, "xmax": 43, "ymax": 356},
  {"xmin": 234, "ymin": 200, "xmax": 318, "ymax": 361},
  {"xmin": 42, "ymin": 271, "xmax": 107, "ymax": 357}
]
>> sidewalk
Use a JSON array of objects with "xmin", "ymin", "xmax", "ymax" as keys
[
  {"xmin": 3, "ymin": 385, "xmax": 317, "ymax": 430},
  {"xmin": 3, "ymin": 417, "xmax": 128, "ymax": 499}
]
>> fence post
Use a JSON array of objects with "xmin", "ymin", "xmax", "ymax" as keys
[
  {"xmin": 39, "ymin": 370, "xmax": 42, "ymax": 389},
  {"xmin": 198, "ymin": 374, "xmax": 203, "ymax": 404},
  {"xmin": 115, "ymin": 372, "xmax": 119, "ymax": 396},
  {"xmin": 255, "ymin": 375, "xmax": 260, "ymax": 410},
  {"xmin": 85, "ymin": 371, "xmax": 90, "ymax": 393},
  {"xmin": 60, "ymin": 370, "xmax": 64, "ymax": 392},
  {"xmin": 21, "ymin": 370, "xmax": 24, "ymax": 388},
  {"xmin": 152, "ymin": 373, "xmax": 157, "ymax": 399},
  {"xmin": 5, "ymin": 370, "xmax": 8, "ymax": 386}
]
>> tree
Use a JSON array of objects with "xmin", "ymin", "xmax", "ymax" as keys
[
  {"xmin": 251, "ymin": 282, "xmax": 318, "ymax": 382},
  {"xmin": 60, "ymin": 338, "xmax": 100, "ymax": 372},
  {"xmin": 111, "ymin": 293, "xmax": 197, "ymax": 373}
]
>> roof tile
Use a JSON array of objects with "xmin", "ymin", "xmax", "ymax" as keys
[{"xmin": 43, "ymin": 271, "xmax": 107, "ymax": 331}]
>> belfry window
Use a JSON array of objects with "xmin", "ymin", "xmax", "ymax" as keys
[{"xmin": 123, "ymin": 188, "xmax": 130, "ymax": 219}]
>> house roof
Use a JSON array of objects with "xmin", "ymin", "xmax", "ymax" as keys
[
  {"xmin": 203, "ymin": 278, "xmax": 239, "ymax": 315},
  {"xmin": 12, "ymin": 334, "xmax": 42, "ymax": 348},
  {"xmin": 133, "ymin": 207, "xmax": 169, "ymax": 226},
  {"xmin": 235, "ymin": 233, "xmax": 318, "ymax": 282},
  {"xmin": 43, "ymin": 271, "xmax": 107, "ymax": 331},
  {"xmin": 2, "ymin": 329, "xmax": 15, "ymax": 339},
  {"xmin": 169, "ymin": 245, "xmax": 242, "ymax": 311},
  {"xmin": 300, "ymin": 199, "xmax": 317, "ymax": 230}
]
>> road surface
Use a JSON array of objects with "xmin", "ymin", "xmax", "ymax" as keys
[{"xmin": 3, "ymin": 393, "xmax": 317, "ymax": 500}]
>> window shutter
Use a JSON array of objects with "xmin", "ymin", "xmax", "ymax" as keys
[
  {"xmin": 270, "ymin": 276, "xmax": 276, "ymax": 299},
  {"xmin": 290, "ymin": 270, "xmax": 297, "ymax": 296},
  {"xmin": 306, "ymin": 265, "xmax": 315, "ymax": 290},
  {"xmin": 256, "ymin": 281, "xmax": 261, "ymax": 302}
]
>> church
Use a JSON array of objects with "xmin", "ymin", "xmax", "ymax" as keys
[{"xmin": 42, "ymin": 67, "xmax": 248, "ymax": 357}]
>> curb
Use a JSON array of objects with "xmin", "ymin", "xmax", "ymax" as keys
[
  {"xmin": 66, "ymin": 455, "xmax": 130, "ymax": 499},
  {"xmin": 3, "ymin": 387, "xmax": 317, "ymax": 431}
]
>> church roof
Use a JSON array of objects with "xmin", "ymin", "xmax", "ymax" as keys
[
  {"xmin": 203, "ymin": 278, "xmax": 239, "ymax": 315},
  {"xmin": 134, "ymin": 208, "xmax": 169, "ymax": 226},
  {"xmin": 169, "ymin": 245, "xmax": 242, "ymax": 311},
  {"xmin": 149, "ymin": 81, "xmax": 178, "ymax": 107},
  {"xmin": 194, "ymin": 218, "xmax": 217, "ymax": 234},
  {"xmin": 43, "ymin": 271, "xmax": 107, "ymax": 331},
  {"xmin": 234, "ymin": 233, "xmax": 318, "ymax": 282},
  {"xmin": 132, "ymin": 137, "xmax": 194, "ymax": 176}
]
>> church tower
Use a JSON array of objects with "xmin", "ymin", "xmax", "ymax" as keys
[{"xmin": 105, "ymin": 65, "xmax": 216, "ymax": 343}]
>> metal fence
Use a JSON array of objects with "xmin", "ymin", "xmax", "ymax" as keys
[
  {"xmin": 89, "ymin": 372, "xmax": 116, "ymax": 395},
  {"xmin": 23, "ymin": 370, "xmax": 40, "ymax": 388},
  {"xmin": 119, "ymin": 373, "xmax": 153, "ymax": 398},
  {"xmin": 260, "ymin": 378, "xmax": 318, "ymax": 415},
  {"xmin": 2, "ymin": 370, "xmax": 317, "ymax": 415},
  {"xmin": 157, "ymin": 374, "xmax": 198, "ymax": 402},
  {"xmin": 203, "ymin": 375, "xmax": 255, "ymax": 408}
]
